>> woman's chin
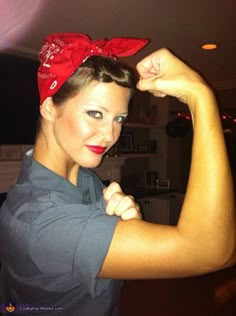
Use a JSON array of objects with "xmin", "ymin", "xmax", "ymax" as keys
[{"xmin": 80, "ymin": 157, "xmax": 104, "ymax": 169}]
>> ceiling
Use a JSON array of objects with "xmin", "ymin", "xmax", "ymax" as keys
[{"xmin": 1, "ymin": 0, "xmax": 236, "ymax": 89}]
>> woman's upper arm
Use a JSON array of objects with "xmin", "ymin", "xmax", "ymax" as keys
[
  {"xmin": 98, "ymin": 218, "xmax": 227, "ymax": 280},
  {"xmin": 98, "ymin": 219, "xmax": 181, "ymax": 279}
]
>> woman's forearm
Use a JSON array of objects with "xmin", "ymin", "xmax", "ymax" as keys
[{"xmin": 178, "ymin": 83, "xmax": 235, "ymax": 268}]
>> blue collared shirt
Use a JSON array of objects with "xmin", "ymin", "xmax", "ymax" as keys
[{"xmin": 0, "ymin": 150, "xmax": 121, "ymax": 315}]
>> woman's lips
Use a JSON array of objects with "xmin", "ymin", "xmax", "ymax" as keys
[{"xmin": 86, "ymin": 145, "xmax": 107, "ymax": 154}]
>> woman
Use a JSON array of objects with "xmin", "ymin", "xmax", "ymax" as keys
[{"xmin": 0, "ymin": 32, "xmax": 235, "ymax": 316}]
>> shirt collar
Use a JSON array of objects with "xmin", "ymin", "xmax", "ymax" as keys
[{"xmin": 17, "ymin": 150, "xmax": 90, "ymax": 203}]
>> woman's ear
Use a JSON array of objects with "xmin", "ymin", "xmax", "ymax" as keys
[{"xmin": 39, "ymin": 97, "xmax": 56, "ymax": 122}]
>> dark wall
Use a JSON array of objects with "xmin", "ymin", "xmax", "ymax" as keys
[{"xmin": 0, "ymin": 53, "xmax": 40, "ymax": 144}]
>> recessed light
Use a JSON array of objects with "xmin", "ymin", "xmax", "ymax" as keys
[{"xmin": 201, "ymin": 43, "xmax": 218, "ymax": 50}]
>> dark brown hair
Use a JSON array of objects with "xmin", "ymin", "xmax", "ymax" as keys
[{"xmin": 52, "ymin": 55, "xmax": 136, "ymax": 105}]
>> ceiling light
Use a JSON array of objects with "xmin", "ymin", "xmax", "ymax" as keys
[{"xmin": 201, "ymin": 43, "xmax": 218, "ymax": 50}]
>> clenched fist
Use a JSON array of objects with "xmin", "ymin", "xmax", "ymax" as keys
[{"xmin": 103, "ymin": 182, "xmax": 141, "ymax": 220}]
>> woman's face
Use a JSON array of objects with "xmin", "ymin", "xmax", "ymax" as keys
[{"xmin": 52, "ymin": 81, "xmax": 131, "ymax": 168}]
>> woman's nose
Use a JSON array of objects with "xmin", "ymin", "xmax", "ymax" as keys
[{"xmin": 99, "ymin": 122, "xmax": 115, "ymax": 142}]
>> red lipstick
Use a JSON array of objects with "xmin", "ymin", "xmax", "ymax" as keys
[{"xmin": 86, "ymin": 145, "xmax": 107, "ymax": 155}]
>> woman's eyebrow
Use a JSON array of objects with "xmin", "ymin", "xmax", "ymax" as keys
[
  {"xmin": 84, "ymin": 104, "xmax": 108, "ymax": 112},
  {"xmin": 85, "ymin": 104, "xmax": 128, "ymax": 116}
]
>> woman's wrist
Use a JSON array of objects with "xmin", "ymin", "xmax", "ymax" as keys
[{"xmin": 187, "ymin": 81, "xmax": 216, "ymax": 117}]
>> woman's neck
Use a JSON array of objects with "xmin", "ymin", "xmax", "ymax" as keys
[{"xmin": 33, "ymin": 136, "xmax": 80, "ymax": 186}]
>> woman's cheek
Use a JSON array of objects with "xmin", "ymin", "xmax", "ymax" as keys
[{"xmin": 70, "ymin": 117, "xmax": 90, "ymax": 138}]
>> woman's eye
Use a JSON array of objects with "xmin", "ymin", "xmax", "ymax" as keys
[
  {"xmin": 87, "ymin": 111, "xmax": 103, "ymax": 119},
  {"xmin": 115, "ymin": 116, "xmax": 127, "ymax": 124}
]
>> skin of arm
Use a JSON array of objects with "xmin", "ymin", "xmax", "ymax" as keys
[{"xmin": 98, "ymin": 48, "xmax": 236, "ymax": 279}]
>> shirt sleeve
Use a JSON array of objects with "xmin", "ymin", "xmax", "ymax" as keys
[
  {"xmin": 29, "ymin": 198, "xmax": 120, "ymax": 296},
  {"xmin": 73, "ymin": 199, "xmax": 119, "ymax": 296}
]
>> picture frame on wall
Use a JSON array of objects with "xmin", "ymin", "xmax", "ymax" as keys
[
  {"xmin": 118, "ymin": 132, "xmax": 134, "ymax": 152},
  {"xmin": 156, "ymin": 179, "xmax": 170, "ymax": 191}
]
